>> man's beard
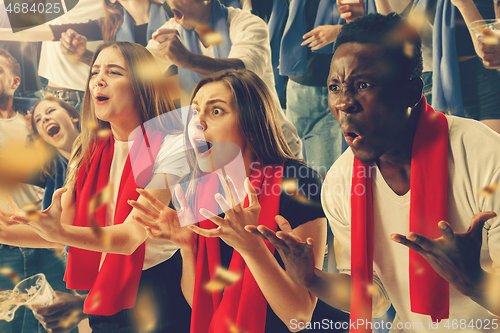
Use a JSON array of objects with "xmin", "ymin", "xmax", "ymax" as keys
[{"xmin": 0, "ymin": 91, "xmax": 10, "ymax": 107}]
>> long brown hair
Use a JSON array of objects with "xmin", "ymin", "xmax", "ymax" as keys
[
  {"xmin": 31, "ymin": 96, "xmax": 81, "ymax": 179},
  {"xmin": 182, "ymin": 69, "xmax": 299, "ymax": 200},
  {"xmin": 67, "ymin": 41, "xmax": 184, "ymax": 184},
  {"xmin": 101, "ymin": 0, "xmax": 164, "ymax": 42}
]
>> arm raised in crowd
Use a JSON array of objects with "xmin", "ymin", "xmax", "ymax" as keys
[{"xmin": 7, "ymin": 174, "xmax": 179, "ymax": 256}]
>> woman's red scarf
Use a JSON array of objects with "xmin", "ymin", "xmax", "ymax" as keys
[
  {"xmin": 191, "ymin": 162, "xmax": 284, "ymax": 333},
  {"xmin": 64, "ymin": 126, "xmax": 163, "ymax": 316},
  {"xmin": 350, "ymin": 97, "xmax": 450, "ymax": 331}
]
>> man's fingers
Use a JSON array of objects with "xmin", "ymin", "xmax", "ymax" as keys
[
  {"xmin": 467, "ymin": 211, "xmax": 497, "ymax": 239},
  {"xmin": 406, "ymin": 232, "xmax": 435, "ymax": 251},
  {"xmin": 253, "ymin": 225, "xmax": 288, "ymax": 248},
  {"xmin": 390, "ymin": 233, "xmax": 426, "ymax": 254},
  {"xmin": 275, "ymin": 215, "xmax": 293, "ymax": 233},
  {"xmin": 438, "ymin": 221, "xmax": 455, "ymax": 242},
  {"xmin": 301, "ymin": 35, "xmax": 316, "ymax": 46}
]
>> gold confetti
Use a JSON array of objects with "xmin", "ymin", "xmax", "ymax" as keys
[
  {"xmin": 227, "ymin": 319, "xmax": 246, "ymax": 333},
  {"xmin": 281, "ymin": 178, "xmax": 322, "ymax": 207},
  {"xmin": 404, "ymin": 42, "xmax": 414, "ymax": 58},
  {"xmin": 88, "ymin": 183, "xmax": 114, "ymax": 214},
  {"xmin": 135, "ymin": 290, "xmax": 158, "ymax": 333},
  {"xmin": 204, "ymin": 267, "xmax": 241, "ymax": 292},
  {"xmin": 89, "ymin": 219, "xmax": 110, "ymax": 247},
  {"xmin": 89, "ymin": 292, "xmax": 101, "ymax": 311},
  {"xmin": 86, "ymin": 121, "xmax": 99, "ymax": 132},
  {"xmin": 366, "ymin": 283, "xmax": 377, "ymax": 295},
  {"xmin": 184, "ymin": 20, "xmax": 224, "ymax": 47},
  {"xmin": 97, "ymin": 129, "xmax": 112, "ymax": 138},
  {"xmin": 54, "ymin": 248, "xmax": 65, "ymax": 258},
  {"xmin": 415, "ymin": 265, "xmax": 425, "ymax": 275},
  {"xmin": 0, "ymin": 139, "xmax": 55, "ymax": 184},
  {"xmin": 20, "ymin": 202, "xmax": 38, "ymax": 222},
  {"xmin": 479, "ymin": 184, "xmax": 499, "ymax": 198},
  {"xmin": 485, "ymin": 274, "xmax": 500, "ymax": 315},
  {"xmin": 58, "ymin": 309, "xmax": 81, "ymax": 328},
  {"xmin": 0, "ymin": 267, "xmax": 20, "ymax": 284}
]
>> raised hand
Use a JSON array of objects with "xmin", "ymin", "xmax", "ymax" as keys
[
  {"xmin": 9, "ymin": 188, "xmax": 67, "ymax": 242},
  {"xmin": 129, "ymin": 185, "xmax": 197, "ymax": 249},
  {"xmin": 338, "ymin": 0, "xmax": 365, "ymax": 23},
  {"xmin": 152, "ymin": 28, "xmax": 194, "ymax": 69},
  {"xmin": 190, "ymin": 177, "xmax": 263, "ymax": 256},
  {"xmin": 60, "ymin": 29, "xmax": 88, "ymax": 62},
  {"xmin": 246, "ymin": 215, "xmax": 316, "ymax": 288},
  {"xmin": 33, "ymin": 292, "xmax": 87, "ymax": 333},
  {"xmin": 391, "ymin": 211, "xmax": 497, "ymax": 296},
  {"xmin": 302, "ymin": 25, "xmax": 342, "ymax": 51},
  {"xmin": 0, "ymin": 195, "xmax": 22, "ymax": 226}
]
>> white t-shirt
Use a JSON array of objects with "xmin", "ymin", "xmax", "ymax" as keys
[
  {"xmin": 104, "ymin": 134, "xmax": 190, "ymax": 270},
  {"xmin": 38, "ymin": 0, "xmax": 104, "ymax": 90},
  {"xmin": 147, "ymin": 7, "xmax": 302, "ymax": 158},
  {"xmin": 0, "ymin": 112, "xmax": 44, "ymax": 211},
  {"xmin": 322, "ymin": 116, "xmax": 500, "ymax": 332}
]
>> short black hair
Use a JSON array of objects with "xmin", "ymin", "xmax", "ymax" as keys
[{"xmin": 334, "ymin": 13, "xmax": 423, "ymax": 81}]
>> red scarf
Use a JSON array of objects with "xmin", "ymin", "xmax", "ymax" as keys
[
  {"xmin": 64, "ymin": 126, "xmax": 163, "ymax": 316},
  {"xmin": 350, "ymin": 98, "xmax": 449, "ymax": 331},
  {"xmin": 191, "ymin": 163, "xmax": 284, "ymax": 333}
]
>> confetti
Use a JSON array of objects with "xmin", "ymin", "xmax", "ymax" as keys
[
  {"xmin": 366, "ymin": 283, "xmax": 377, "ymax": 296},
  {"xmin": 184, "ymin": 20, "xmax": 224, "ymax": 47},
  {"xmin": 89, "ymin": 292, "xmax": 101, "ymax": 311},
  {"xmin": 227, "ymin": 319, "xmax": 246, "ymax": 333},
  {"xmin": 89, "ymin": 218, "xmax": 110, "ymax": 247},
  {"xmin": 485, "ymin": 274, "xmax": 500, "ymax": 315},
  {"xmin": 88, "ymin": 183, "xmax": 114, "ymax": 214},
  {"xmin": 86, "ymin": 121, "xmax": 100, "ymax": 132},
  {"xmin": 204, "ymin": 267, "xmax": 241, "ymax": 292},
  {"xmin": 281, "ymin": 178, "xmax": 322, "ymax": 207},
  {"xmin": 0, "ymin": 267, "xmax": 19, "ymax": 284},
  {"xmin": 58, "ymin": 309, "xmax": 81, "ymax": 328},
  {"xmin": 478, "ymin": 184, "xmax": 499, "ymax": 198},
  {"xmin": 97, "ymin": 129, "xmax": 112, "ymax": 138},
  {"xmin": 135, "ymin": 291, "xmax": 158, "ymax": 333},
  {"xmin": 20, "ymin": 202, "xmax": 38, "ymax": 222},
  {"xmin": 0, "ymin": 139, "xmax": 55, "ymax": 184},
  {"xmin": 404, "ymin": 42, "xmax": 414, "ymax": 58}
]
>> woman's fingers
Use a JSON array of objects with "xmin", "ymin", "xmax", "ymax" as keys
[
  {"xmin": 128, "ymin": 199, "xmax": 160, "ymax": 220},
  {"xmin": 136, "ymin": 188, "xmax": 166, "ymax": 212},
  {"xmin": 132, "ymin": 215, "xmax": 160, "ymax": 231},
  {"xmin": 188, "ymin": 224, "xmax": 223, "ymax": 238}
]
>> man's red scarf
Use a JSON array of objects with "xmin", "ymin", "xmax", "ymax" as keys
[
  {"xmin": 350, "ymin": 97, "xmax": 449, "ymax": 331},
  {"xmin": 64, "ymin": 126, "xmax": 163, "ymax": 316},
  {"xmin": 190, "ymin": 163, "xmax": 284, "ymax": 333}
]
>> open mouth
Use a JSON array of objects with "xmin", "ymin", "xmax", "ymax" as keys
[
  {"xmin": 347, "ymin": 132, "xmax": 359, "ymax": 140},
  {"xmin": 194, "ymin": 139, "xmax": 213, "ymax": 155},
  {"xmin": 46, "ymin": 124, "xmax": 60, "ymax": 138},
  {"xmin": 97, "ymin": 96, "xmax": 109, "ymax": 102},
  {"xmin": 344, "ymin": 130, "xmax": 362, "ymax": 146}
]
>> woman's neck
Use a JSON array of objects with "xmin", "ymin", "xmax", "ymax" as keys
[{"xmin": 121, "ymin": 0, "xmax": 150, "ymax": 25}]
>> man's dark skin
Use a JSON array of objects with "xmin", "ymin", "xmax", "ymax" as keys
[{"xmin": 247, "ymin": 41, "xmax": 498, "ymax": 315}]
